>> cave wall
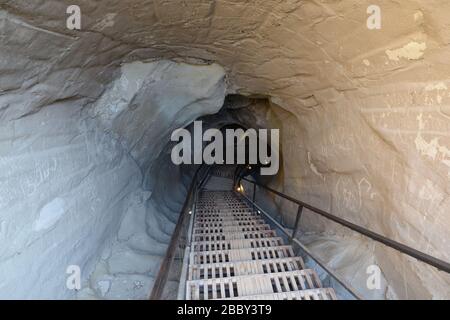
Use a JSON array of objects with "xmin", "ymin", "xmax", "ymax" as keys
[
  {"xmin": 76, "ymin": 60, "xmax": 226, "ymax": 299},
  {"xmin": 1, "ymin": 0, "xmax": 450, "ymax": 299},
  {"xmin": 0, "ymin": 98, "xmax": 142, "ymax": 298},
  {"xmin": 0, "ymin": 56, "xmax": 226, "ymax": 298}
]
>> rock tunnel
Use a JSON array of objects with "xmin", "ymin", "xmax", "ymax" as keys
[{"xmin": 0, "ymin": 1, "xmax": 449, "ymax": 300}]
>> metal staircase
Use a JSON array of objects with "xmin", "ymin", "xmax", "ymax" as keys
[
  {"xmin": 185, "ymin": 168, "xmax": 337, "ymax": 300},
  {"xmin": 151, "ymin": 165, "xmax": 450, "ymax": 300}
]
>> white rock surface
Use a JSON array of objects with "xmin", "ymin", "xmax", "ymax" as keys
[
  {"xmin": 0, "ymin": 57, "xmax": 226, "ymax": 299},
  {"xmin": 33, "ymin": 198, "xmax": 67, "ymax": 232}
]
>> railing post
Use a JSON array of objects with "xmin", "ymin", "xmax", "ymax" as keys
[
  {"xmin": 252, "ymin": 183, "xmax": 256, "ymax": 213},
  {"xmin": 233, "ymin": 166, "xmax": 240, "ymax": 189},
  {"xmin": 291, "ymin": 205, "xmax": 303, "ymax": 242}
]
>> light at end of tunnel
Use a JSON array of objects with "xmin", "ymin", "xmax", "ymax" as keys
[{"xmin": 189, "ymin": 210, "xmax": 192, "ymax": 215}]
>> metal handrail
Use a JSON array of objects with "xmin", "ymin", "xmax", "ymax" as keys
[
  {"xmin": 238, "ymin": 190, "xmax": 362, "ymax": 299},
  {"xmin": 237, "ymin": 175, "xmax": 450, "ymax": 274},
  {"xmin": 149, "ymin": 165, "xmax": 207, "ymax": 300}
]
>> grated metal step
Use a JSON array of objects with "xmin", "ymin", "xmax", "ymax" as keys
[
  {"xmin": 193, "ymin": 224, "xmax": 272, "ymax": 235},
  {"xmin": 185, "ymin": 185, "xmax": 338, "ymax": 300},
  {"xmin": 191, "ymin": 237, "xmax": 285, "ymax": 252},
  {"xmin": 195, "ymin": 212, "xmax": 258, "ymax": 219},
  {"xmin": 188, "ymin": 257, "xmax": 305, "ymax": 280},
  {"xmin": 186, "ymin": 269, "xmax": 322, "ymax": 300},
  {"xmin": 222, "ymin": 288, "xmax": 337, "ymax": 300},
  {"xmin": 194, "ymin": 218, "xmax": 266, "ymax": 228},
  {"xmin": 195, "ymin": 215, "xmax": 260, "ymax": 221},
  {"xmin": 189, "ymin": 245, "xmax": 296, "ymax": 265},
  {"xmin": 192, "ymin": 230, "xmax": 277, "ymax": 242}
]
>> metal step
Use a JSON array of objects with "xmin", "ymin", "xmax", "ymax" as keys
[
  {"xmin": 189, "ymin": 245, "xmax": 296, "ymax": 264},
  {"xmin": 197, "ymin": 206, "xmax": 251, "ymax": 211},
  {"xmin": 188, "ymin": 257, "xmax": 305, "ymax": 280},
  {"xmin": 195, "ymin": 215, "xmax": 260, "ymax": 221},
  {"xmin": 186, "ymin": 269, "xmax": 323, "ymax": 300},
  {"xmin": 221, "ymin": 288, "xmax": 337, "ymax": 300},
  {"xmin": 192, "ymin": 230, "xmax": 277, "ymax": 242},
  {"xmin": 194, "ymin": 218, "xmax": 266, "ymax": 227},
  {"xmin": 195, "ymin": 212, "xmax": 258, "ymax": 219},
  {"xmin": 193, "ymin": 224, "xmax": 272, "ymax": 235},
  {"xmin": 191, "ymin": 237, "xmax": 285, "ymax": 252}
]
